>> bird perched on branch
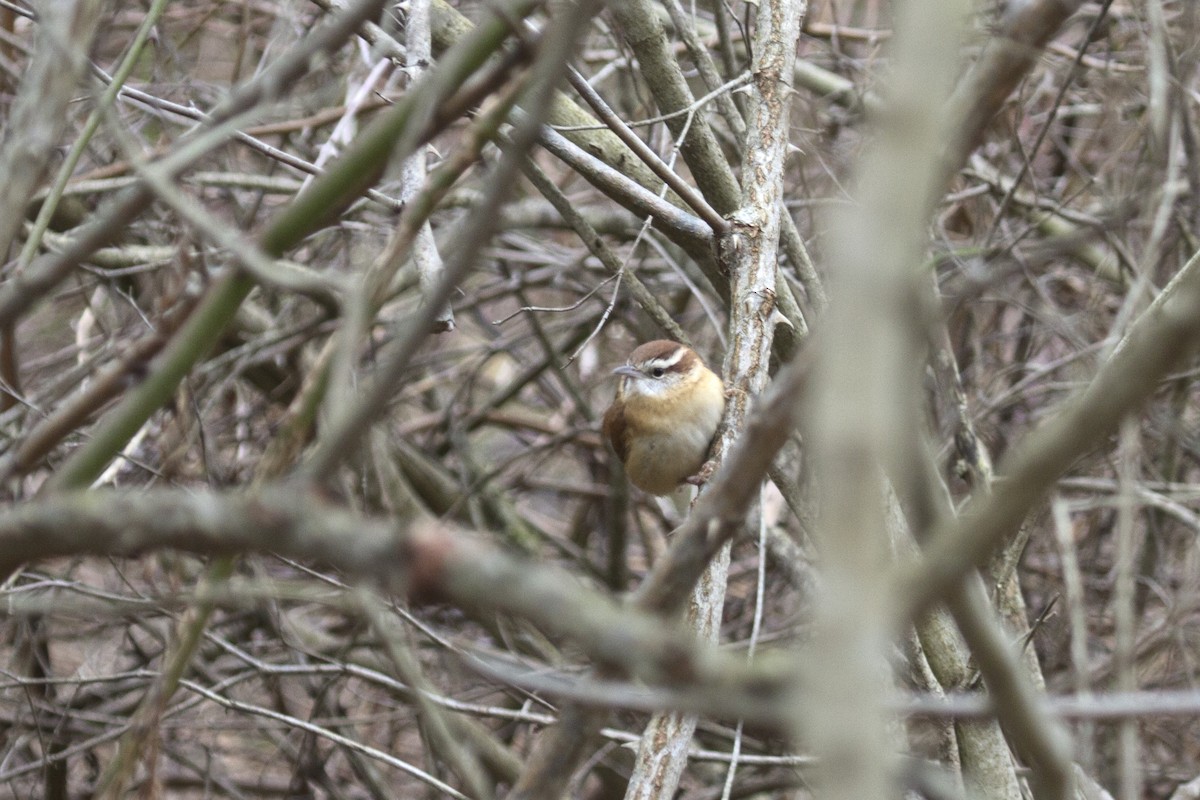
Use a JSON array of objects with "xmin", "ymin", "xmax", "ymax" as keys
[{"xmin": 602, "ymin": 340, "xmax": 724, "ymax": 495}]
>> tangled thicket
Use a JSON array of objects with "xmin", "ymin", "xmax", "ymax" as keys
[{"xmin": 2, "ymin": 1, "xmax": 1199, "ymax": 798}]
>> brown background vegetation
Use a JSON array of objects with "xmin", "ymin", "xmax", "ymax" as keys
[{"xmin": 1, "ymin": 0, "xmax": 1199, "ymax": 798}]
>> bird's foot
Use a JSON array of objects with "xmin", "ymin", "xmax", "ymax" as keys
[{"xmin": 685, "ymin": 459, "xmax": 718, "ymax": 487}]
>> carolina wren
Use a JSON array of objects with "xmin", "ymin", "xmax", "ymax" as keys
[{"xmin": 602, "ymin": 340, "xmax": 725, "ymax": 495}]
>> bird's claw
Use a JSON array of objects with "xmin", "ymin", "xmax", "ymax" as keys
[{"xmin": 685, "ymin": 459, "xmax": 718, "ymax": 487}]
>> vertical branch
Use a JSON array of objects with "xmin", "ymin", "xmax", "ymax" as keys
[
  {"xmin": 803, "ymin": 0, "xmax": 972, "ymax": 798},
  {"xmin": 607, "ymin": 0, "xmax": 813, "ymax": 356},
  {"xmin": 1114, "ymin": 420, "xmax": 1141, "ymax": 799},
  {"xmin": 400, "ymin": 0, "xmax": 455, "ymax": 331},
  {"xmin": 622, "ymin": 0, "xmax": 803, "ymax": 797}
]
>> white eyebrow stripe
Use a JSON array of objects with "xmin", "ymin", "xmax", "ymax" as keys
[{"xmin": 649, "ymin": 347, "xmax": 686, "ymax": 370}]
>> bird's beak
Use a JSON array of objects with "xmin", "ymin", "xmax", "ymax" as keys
[{"xmin": 612, "ymin": 365, "xmax": 641, "ymax": 380}]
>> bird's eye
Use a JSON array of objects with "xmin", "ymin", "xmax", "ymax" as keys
[{"xmin": 651, "ymin": 367, "xmax": 665, "ymax": 378}]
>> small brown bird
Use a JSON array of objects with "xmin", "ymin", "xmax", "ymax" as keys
[{"xmin": 602, "ymin": 340, "xmax": 725, "ymax": 495}]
